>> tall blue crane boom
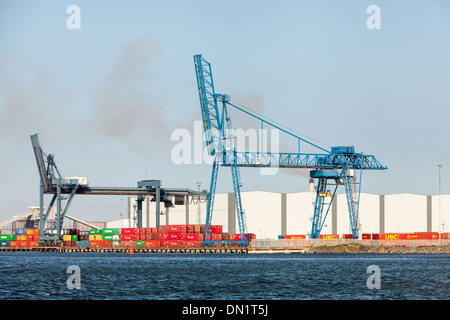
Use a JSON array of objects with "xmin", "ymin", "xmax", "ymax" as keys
[{"xmin": 193, "ymin": 54, "xmax": 387, "ymax": 244}]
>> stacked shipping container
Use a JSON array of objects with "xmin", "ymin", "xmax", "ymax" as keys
[
  {"xmin": 2, "ymin": 228, "xmax": 448, "ymax": 248},
  {"xmin": 0, "ymin": 225, "xmax": 255, "ymax": 248},
  {"xmin": 0, "ymin": 228, "xmax": 40, "ymax": 247}
]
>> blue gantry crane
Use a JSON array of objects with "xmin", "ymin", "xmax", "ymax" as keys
[
  {"xmin": 30, "ymin": 134, "xmax": 208, "ymax": 246},
  {"xmin": 193, "ymin": 54, "xmax": 387, "ymax": 246}
]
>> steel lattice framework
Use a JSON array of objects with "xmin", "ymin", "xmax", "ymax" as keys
[{"xmin": 193, "ymin": 54, "xmax": 387, "ymax": 245}]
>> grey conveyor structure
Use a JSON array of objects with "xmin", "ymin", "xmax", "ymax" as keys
[{"xmin": 30, "ymin": 134, "xmax": 208, "ymax": 246}]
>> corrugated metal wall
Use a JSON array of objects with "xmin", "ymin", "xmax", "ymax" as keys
[{"xmin": 126, "ymin": 192, "xmax": 450, "ymax": 240}]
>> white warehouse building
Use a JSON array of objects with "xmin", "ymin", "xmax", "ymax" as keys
[{"xmin": 123, "ymin": 191, "xmax": 450, "ymax": 239}]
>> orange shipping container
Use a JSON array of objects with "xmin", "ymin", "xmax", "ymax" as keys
[
  {"xmin": 319, "ymin": 234, "xmax": 339, "ymax": 240},
  {"xmin": 26, "ymin": 229, "xmax": 39, "ymax": 235},
  {"xmin": 89, "ymin": 240, "xmax": 104, "ymax": 247},
  {"xmin": 144, "ymin": 240, "xmax": 160, "ymax": 247},
  {"xmin": 284, "ymin": 235, "xmax": 306, "ymax": 239},
  {"xmin": 30, "ymin": 241, "xmax": 39, "ymax": 247},
  {"xmin": 18, "ymin": 241, "xmax": 30, "ymax": 247}
]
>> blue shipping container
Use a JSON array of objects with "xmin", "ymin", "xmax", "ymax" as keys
[
  {"xmin": 76, "ymin": 241, "xmax": 90, "ymax": 247},
  {"xmin": 15, "ymin": 228, "xmax": 26, "ymax": 235},
  {"xmin": 278, "ymin": 235, "xmax": 284, "ymax": 239},
  {"xmin": 0, "ymin": 241, "xmax": 10, "ymax": 247}
]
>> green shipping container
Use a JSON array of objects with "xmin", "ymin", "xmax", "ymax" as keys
[
  {"xmin": 0, "ymin": 234, "xmax": 14, "ymax": 241},
  {"xmin": 102, "ymin": 235, "xmax": 114, "ymax": 240},
  {"xmin": 71, "ymin": 235, "xmax": 78, "ymax": 241},
  {"xmin": 101, "ymin": 228, "xmax": 120, "ymax": 235},
  {"xmin": 135, "ymin": 241, "xmax": 145, "ymax": 247},
  {"xmin": 89, "ymin": 229, "xmax": 102, "ymax": 235}
]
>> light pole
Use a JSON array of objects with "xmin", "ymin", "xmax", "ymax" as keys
[
  {"xmin": 437, "ymin": 164, "xmax": 442, "ymax": 240},
  {"xmin": 196, "ymin": 182, "xmax": 201, "ymax": 225}
]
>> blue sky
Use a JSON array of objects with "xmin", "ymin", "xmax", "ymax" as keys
[{"xmin": 0, "ymin": 1, "xmax": 449, "ymax": 222}]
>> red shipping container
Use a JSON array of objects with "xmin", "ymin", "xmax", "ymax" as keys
[
  {"xmin": 233, "ymin": 234, "xmax": 242, "ymax": 240},
  {"xmin": 209, "ymin": 233, "xmax": 222, "ymax": 241},
  {"xmin": 120, "ymin": 241, "xmax": 134, "ymax": 247},
  {"xmin": 136, "ymin": 234, "xmax": 142, "ymax": 240},
  {"xmin": 18, "ymin": 241, "xmax": 30, "ymax": 247},
  {"xmin": 159, "ymin": 233, "xmax": 169, "ymax": 240},
  {"xmin": 399, "ymin": 233, "xmax": 421, "ymax": 240},
  {"xmin": 245, "ymin": 233, "xmax": 256, "ymax": 240},
  {"xmin": 160, "ymin": 240, "xmax": 182, "ymax": 247},
  {"xmin": 342, "ymin": 234, "xmax": 354, "ymax": 239},
  {"xmin": 379, "ymin": 234, "xmax": 400, "ymax": 240},
  {"xmin": 121, "ymin": 235, "xmax": 136, "ymax": 241},
  {"xmin": 182, "ymin": 233, "xmax": 205, "ymax": 241},
  {"xmin": 159, "ymin": 226, "xmax": 168, "ymax": 233},
  {"xmin": 30, "ymin": 241, "xmax": 39, "ymax": 247},
  {"xmin": 168, "ymin": 233, "xmax": 182, "ymax": 240},
  {"xmin": 416, "ymin": 232, "xmax": 439, "ymax": 240},
  {"xmin": 120, "ymin": 228, "xmax": 134, "ymax": 235},
  {"xmin": 149, "ymin": 232, "xmax": 159, "ymax": 240},
  {"xmin": 186, "ymin": 225, "xmax": 195, "ymax": 233},
  {"xmin": 182, "ymin": 240, "xmax": 201, "ymax": 247},
  {"xmin": 10, "ymin": 241, "xmax": 18, "ymax": 246},
  {"xmin": 362, "ymin": 234, "xmax": 371, "ymax": 239},
  {"xmin": 318, "ymin": 234, "xmax": 339, "ymax": 240},
  {"xmin": 166, "ymin": 225, "xmax": 187, "ymax": 233},
  {"xmin": 210, "ymin": 225, "xmax": 223, "ymax": 234},
  {"xmin": 139, "ymin": 228, "xmax": 145, "ymax": 235}
]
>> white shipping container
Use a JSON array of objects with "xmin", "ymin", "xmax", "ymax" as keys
[{"xmin": 64, "ymin": 176, "xmax": 88, "ymax": 186}]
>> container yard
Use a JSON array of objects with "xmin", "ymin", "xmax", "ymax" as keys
[
  {"xmin": 1, "ymin": 225, "xmax": 449, "ymax": 254},
  {"xmin": 0, "ymin": 224, "xmax": 255, "ymax": 253}
]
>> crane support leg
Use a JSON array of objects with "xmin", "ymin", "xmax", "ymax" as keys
[
  {"xmin": 203, "ymin": 156, "xmax": 220, "ymax": 246},
  {"xmin": 343, "ymin": 169, "xmax": 363, "ymax": 239},
  {"xmin": 309, "ymin": 177, "xmax": 337, "ymax": 239},
  {"xmin": 230, "ymin": 155, "xmax": 247, "ymax": 246}
]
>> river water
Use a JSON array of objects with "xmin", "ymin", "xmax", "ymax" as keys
[{"xmin": 0, "ymin": 252, "xmax": 448, "ymax": 300}]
